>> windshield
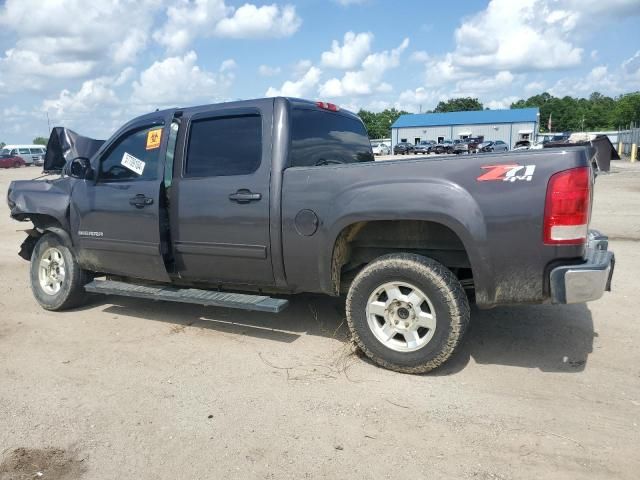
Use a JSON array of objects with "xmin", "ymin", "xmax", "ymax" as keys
[{"xmin": 1, "ymin": 149, "xmax": 9, "ymax": 155}]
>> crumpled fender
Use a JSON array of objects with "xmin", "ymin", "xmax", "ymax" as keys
[{"xmin": 7, "ymin": 177, "xmax": 73, "ymax": 231}]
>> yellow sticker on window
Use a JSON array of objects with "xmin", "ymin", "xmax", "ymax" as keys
[{"xmin": 146, "ymin": 128, "xmax": 162, "ymax": 150}]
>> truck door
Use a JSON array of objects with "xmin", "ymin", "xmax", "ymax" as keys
[
  {"xmin": 170, "ymin": 100, "xmax": 274, "ymax": 286},
  {"xmin": 70, "ymin": 117, "xmax": 171, "ymax": 282}
]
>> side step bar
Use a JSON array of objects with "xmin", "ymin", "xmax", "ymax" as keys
[{"xmin": 85, "ymin": 279, "xmax": 289, "ymax": 313}]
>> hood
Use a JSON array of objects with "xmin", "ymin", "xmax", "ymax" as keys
[
  {"xmin": 543, "ymin": 134, "xmax": 619, "ymax": 172},
  {"xmin": 43, "ymin": 127, "xmax": 105, "ymax": 173}
]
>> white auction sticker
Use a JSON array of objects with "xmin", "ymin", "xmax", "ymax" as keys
[{"xmin": 121, "ymin": 152, "xmax": 145, "ymax": 175}]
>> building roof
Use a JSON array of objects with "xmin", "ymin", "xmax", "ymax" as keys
[{"xmin": 391, "ymin": 108, "xmax": 539, "ymax": 129}]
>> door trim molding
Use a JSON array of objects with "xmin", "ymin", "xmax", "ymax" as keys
[
  {"xmin": 174, "ymin": 241, "xmax": 267, "ymax": 259},
  {"xmin": 79, "ymin": 237, "xmax": 160, "ymax": 255}
]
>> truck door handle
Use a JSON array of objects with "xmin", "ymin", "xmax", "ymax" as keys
[
  {"xmin": 229, "ymin": 189, "xmax": 262, "ymax": 203},
  {"xmin": 129, "ymin": 194, "xmax": 153, "ymax": 208}
]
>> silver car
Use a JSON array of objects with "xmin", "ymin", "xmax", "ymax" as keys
[{"xmin": 479, "ymin": 140, "xmax": 509, "ymax": 153}]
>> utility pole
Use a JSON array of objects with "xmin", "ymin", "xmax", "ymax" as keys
[{"xmin": 46, "ymin": 112, "xmax": 51, "ymax": 134}]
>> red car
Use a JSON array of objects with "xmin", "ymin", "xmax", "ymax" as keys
[{"xmin": 0, "ymin": 154, "xmax": 26, "ymax": 168}]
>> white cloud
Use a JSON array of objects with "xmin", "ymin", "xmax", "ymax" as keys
[
  {"xmin": 266, "ymin": 66, "xmax": 322, "ymax": 97},
  {"xmin": 450, "ymin": 0, "xmax": 582, "ymax": 72},
  {"xmin": 0, "ymin": 0, "xmax": 157, "ymax": 89},
  {"xmin": 525, "ymin": 81, "xmax": 545, "ymax": 94},
  {"xmin": 395, "ymin": 87, "xmax": 441, "ymax": 112},
  {"xmin": 424, "ymin": 0, "xmax": 640, "ymax": 81},
  {"xmin": 293, "ymin": 60, "xmax": 313, "ymax": 77},
  {"xmin": 114, "ymin": 67, "xmax": 136, "ymax": 87},
  {"xmin": 220, "ymin": 59, "xmax": 237, "ymax": 72},
  {"xmin": 154, "ymin": 0, "xmax": 301, "ymax": 52},
  {"xmin": 321, "ymin": 32, "xmax": 373, "ymax": 69},
  {"xmin": 132, "ymin": 51, "xmax": 234, "ymax": 108},
  {"xmin": 43, "ymin": 78, "xmax": 119, "ymax": 119},
  {"xmin": 320, "ymin": 38, "xmax": 409, "ymax": 98},
  {"xmin": 454, "ymin": 71, "xmax": 516, "ymax": 95},
  {"xmin": 215, "ymin": 4, "xmax": 301, "ymax": 39},
  {"xmin": 622, "ymin": 50, "xmax": 640, "ymax": 80},
  {"xmin": 333, "ymin": 0, "xmax": 368, "ymax": 5},
  {"xmin": 410, "ymin": 51, "xmax": 430, "ymax": 63},
  {"xmin": 258, "ymin": 65, "xmax": 282, "ymax": 76},
  {"xmin": 484, "ymin": 96, "xmax": 520, "ymax": 110},
  {"xmin": 549, "ymin": 53, "xmax": 640, "ymax": 97}
]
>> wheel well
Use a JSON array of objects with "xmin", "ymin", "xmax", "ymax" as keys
[
  {"xmin": 331, "ymin": 220, "xmax": 473, "ymax": 295},
  {"xmin": 17, "ymin": 215, "xmax": 71, "ymax": 261}
]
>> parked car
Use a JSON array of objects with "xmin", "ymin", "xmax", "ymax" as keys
[
  {"xmin": 453, "ymin": 137, "xmax": 484, "ymax": 155},
  {"xmin": 0, "ymin": 153, "xmax": 26, "ymax": 168},
  {"xmin": 433, "ymin": 140, "xmax": 455, "ymax": 154},
  {"xmin": 393, "ymin": 142, "xmax": 414, "ymax": 155},
  {"xmin": 7, "ymin": 97, "xmax": 615, "ymax": 375},
  {"xmin": 479, "ymin": 140, "xmax": 509, "ymax": 153},
  {"xmin": 414, "ymin": 140, "xmax": 436, "ymax": 154},
  {"xmin": 371, "ymin": 141, "xmax": 391, "ymax": 156},
  {"xmin": 2, "ymin": 145, "xmax": 46, "ymax": 166}
]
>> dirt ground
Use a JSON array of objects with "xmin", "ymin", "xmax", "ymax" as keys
[{"xmin": 1, "ymin": 162, "xmax": 639, "ymax": 480}]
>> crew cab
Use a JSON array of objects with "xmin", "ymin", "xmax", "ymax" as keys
[{"xmin": 7, "ymin": 97, "xmax": 614, "ymax": 374}]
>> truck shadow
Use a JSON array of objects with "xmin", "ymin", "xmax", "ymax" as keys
[
  {"xmin": 95, "ymin": 293, "xmax": 349, "ymax": 344},
  {"xmin": 432, "ymin": 303, "xmax": 595, "ymax": 375},
  {"xmin": 91, "ymin": 295, "xmax": 595, "ymax": 374}
]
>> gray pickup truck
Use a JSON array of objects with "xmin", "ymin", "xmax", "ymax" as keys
[{"xmin": 7, "ymin": 97, "xmax": 614, "ymax": 373}]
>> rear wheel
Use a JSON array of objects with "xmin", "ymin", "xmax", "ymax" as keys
[
  {"xmin": 13, "ymin": 161, "xmax": 21, "ymax": 168},
  {"xmin": 30, "ymin": 234, "xmax": 91, "ymax": 311},
  {"xmin": 346, "ymin": 253, "xmax": 470, "ymax": 373}
]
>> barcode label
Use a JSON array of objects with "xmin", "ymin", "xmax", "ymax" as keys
[{"xmin": 121, "ymin": 152, "xmax": 145, "ymax": 175}]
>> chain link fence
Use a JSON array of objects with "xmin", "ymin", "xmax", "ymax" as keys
[{"xmin": 617, "ymin": 124, "xmax": 640, "ymax": 158}]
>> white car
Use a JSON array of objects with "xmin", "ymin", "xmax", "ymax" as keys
[{"xmin": 371, "ymin": 142, "xmax": 391, "ymax": 155}]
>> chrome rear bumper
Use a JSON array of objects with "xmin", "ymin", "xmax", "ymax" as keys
[{"xmin": 550, "ymin": 231, "xmax": 614, "ymax": 304}]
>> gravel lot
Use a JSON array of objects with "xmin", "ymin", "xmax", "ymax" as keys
[{"xmin": 1, "ymin": 162, "xmax": 639, "ymax": 479}]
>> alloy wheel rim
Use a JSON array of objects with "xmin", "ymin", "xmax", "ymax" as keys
[
  {"xmin": 38, "ymin": 247, "xmax": 66, "ymax": 295},
  {"xmin": 366, "ymin": 281, "xmax": 436, "ymax": 352}
]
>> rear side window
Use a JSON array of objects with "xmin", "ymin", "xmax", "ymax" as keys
[
  {"xmin": 185, "ymin": 114, "xmax": 262, "ymax": 177},
  {"xmin": 289, "ymin": 109, "xmax": 374, "ymax": 167},
  {"xmin": 29, "ymin": 148, "xmax": 42, "ymax": 154}
]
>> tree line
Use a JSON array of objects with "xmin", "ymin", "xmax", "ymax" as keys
[{"xmin": 358, "ymin": 91, "xmax": 640, "ymax": 138}]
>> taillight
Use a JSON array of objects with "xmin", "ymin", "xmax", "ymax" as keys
[
  {"xmin": 543, "ymin": 167, "xmax": 591, "ymax": 245},
  {"xmin": 316, "ymin": 101, "xmax": 340, "ymax": 112}
]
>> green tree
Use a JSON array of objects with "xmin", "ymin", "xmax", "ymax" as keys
[
  {"xmin": 510, "ymin": 91, "xmax": 640, "ymax": 132},
  {"xmin": 613, "ymin": 92, "xmax": 640, "ymax": 128},
  {"xmin": 0, "ymin": 142, "xmax": 5, "ymax": 149},
  {"xmin": 33, "ymin": 136, "xmax": 48, "ymax": 145},
  {"xmin": 358, "ymin": 108, "xmax": 410, "ymax": 138},
  {"xmin": 434, "ymin": 97, "xmax": 483, "ymax": 113}
]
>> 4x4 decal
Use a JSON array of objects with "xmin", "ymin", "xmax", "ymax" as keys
[{"xmin": 478, "ymin": 164, "xmax": 536, "ymax": 182}]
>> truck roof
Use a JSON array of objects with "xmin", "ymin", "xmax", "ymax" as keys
[{"xmin": 127, "ymin": 97, "xmax": 359, "ymax": 126}]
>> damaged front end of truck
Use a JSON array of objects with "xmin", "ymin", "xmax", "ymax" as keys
[{"xmin": 6, "ymin": 127, "xmax": 105, "ymax": 260}]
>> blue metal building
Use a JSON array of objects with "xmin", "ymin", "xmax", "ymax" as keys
[{"xmin": 391, "ymin": 108, "xmax": 540, "ymax": 148}]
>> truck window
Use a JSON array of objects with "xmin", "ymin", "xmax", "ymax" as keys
[
  {"xmin": 99, "ymin": 126, "xmax": 162, "ymax": 182},
  {"xmin": 185, "ymin": 114, "xmax": 261, "ymax": 177},
  {"xmin": 289, "ymin": 109, "xmax": 373, "ymax": 167}
]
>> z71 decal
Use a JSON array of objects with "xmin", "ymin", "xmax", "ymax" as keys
[{"xmin": 478, "ymin": 164, "xmax": 536, "ymax": 182}]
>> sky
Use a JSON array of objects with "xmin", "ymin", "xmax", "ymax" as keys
[{"xmin": 0, "ymin": 0, "xmax": 639, "ymax": 143}]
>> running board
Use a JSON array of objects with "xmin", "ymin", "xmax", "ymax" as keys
[{"xmin": 84, "ymin": 279, "xmax": 289, "ymax": 313}]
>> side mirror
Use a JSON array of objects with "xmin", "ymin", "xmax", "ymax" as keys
[{"xmin": 67, "ymin": 157, "xmax": 93, "ymax": 180}]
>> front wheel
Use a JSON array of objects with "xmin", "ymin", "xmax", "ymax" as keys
[
  {"xmin": 30, "ymin": 233, "xmax": 91, "ymax": 311},
  {"xmin": 346, "ymin": 253, "xmax": 469, "ymax": 374}
]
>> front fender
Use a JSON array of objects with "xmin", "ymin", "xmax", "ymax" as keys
[{"xmin": 8, "ymin": 177, "xmax": 72, "ymax": 231}]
